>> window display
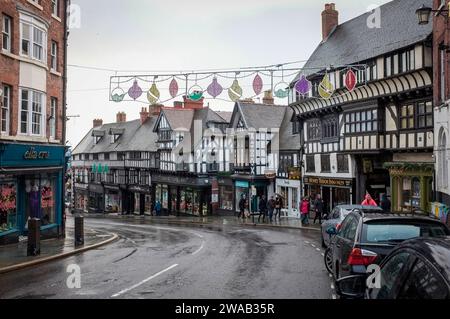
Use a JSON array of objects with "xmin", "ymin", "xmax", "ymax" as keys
[
  {"xmin": 41, "ymin": 177, "xmax": 56, "ymax": 225},
  {"xmin": 219, "ymin": 186, "xmax": 233, "ymax": 211},
  {"xmin": 0, "ymin": 182, "xmax": 17, "ymax": 233},
  {"xmin": 105, "ymin": 191, "xmax": 121, "ymax": 213}
]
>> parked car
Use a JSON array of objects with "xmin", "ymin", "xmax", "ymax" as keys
[
  {"xmin": 321, "ymin": 205, "xmax": 383, "ymax": 248},
  {"xmin": 335, "ymin": 237, "xmax": 450, "ymax": 299},
  {"xmin": 324, "ymin": 211, "xmax": 450, "ymax": 281}
]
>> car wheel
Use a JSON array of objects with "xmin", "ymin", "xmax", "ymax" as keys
[{"xmin": 324, "ymin": 247, "xmax": 333, "ymax": 274}]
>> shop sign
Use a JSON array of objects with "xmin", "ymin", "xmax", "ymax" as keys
[
  {"xmin": 264, "ymin": 170, "xmax": 277, "ymax": 179},
  {"xmin": 304, "ymin": 177, "xmax": 352, "ymax": 187},
  {"xmin": 288, "ymin": 168, "xmax": 301, "ymax": 180},
  {"xmin": 24, "ymin": 147, "xmax": 50, "ymax": 160},
  {"xmin": 235, "ymin": 181, "xmax": 249, "ymax": 188},
  {"xmin": 211, "ymin": 194, "xmax": 219, "ymax": 204}
]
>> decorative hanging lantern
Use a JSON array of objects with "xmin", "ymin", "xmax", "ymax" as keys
[
  {"xmin": 207, "ymin": 77, "xmax": 223, "ymax": 98},
  {"xmin": 274, "ymin": 82, "xmax": 289, "ymax": 99},
  {"xmin": 253, "ymin": 74, "xmax": 263, "ymax": 96},
  {"xmin": 318, "ymin": 74, "xmax": 334, "ymax": 99},
  {"xmin": 111, "ymin": 87, "xmax": 126, "ymax": 103},
  {"xmin": 169, "ymin": 78, "xmax": 179, "ymax": 99},
  {"xmin": 147, "ymin": 83, "xmax": 160, "ymax": 104},
  {"xmin": 128, "ymin": 80, "xmax": 143, "ymax": 100},
  {"xmin": 295, "ymin": 75, "xmax": 311, "ymax": 96},
  {"xmin": 188, "ymin": 85, "xmax": 204, "ymax": 101},
  {"xmin": 345, "ymin": 69, "xmax": 357, "ymax": 92},
  {"xmin": 228, "ymin": 79, "xmax": 243, "ymax": 102}
]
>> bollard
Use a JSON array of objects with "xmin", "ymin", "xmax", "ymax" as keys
[
  {"xmin": 74, "ymin": 214, "xmax": 84, "ymax": 247},
  {"xmin": 27, "ymin": 218, "xmax": 41, "ymax": 256}
]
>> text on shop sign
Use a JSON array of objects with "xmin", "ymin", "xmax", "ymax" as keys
[{"xmin": 24, "ymin": 147, "xmax": 50, "ymax": 160}]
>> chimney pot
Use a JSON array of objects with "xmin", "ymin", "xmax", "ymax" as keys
[
  {"xmin": 93, "ymin": 119, "xmax": 103, "ymax": 128},
  {"xmin": 140, "ymin": 107, "xmax": 150, "ymax": 124},
  {"xmin": 116, "ymin": 112, "xmax": 126, "ymax": 123},
  {"xmin": 262, "ymin": 90, "xmax": 275, "ymax": 105},
  {"xmin": 322, "ymin": 3, "xmax": 338, "ymax": 41}
]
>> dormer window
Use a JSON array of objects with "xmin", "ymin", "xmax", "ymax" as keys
[
  {"xmin": 92, "ymin": 130, "xmax": 105, "ymax": 145},
  {"xmin": 109, "ymin": 128, "xmax": 124, "ymax": 143}
]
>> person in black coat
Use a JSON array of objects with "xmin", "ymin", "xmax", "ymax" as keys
[
  {"xmin": 380, "ymin": 194, "xmax": 391, "ymax": 213},
  {"xmin": 258, "ymin": 195, "xmax": 267, "ymax": 223}
]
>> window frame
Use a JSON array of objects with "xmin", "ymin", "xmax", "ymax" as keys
[
  {"xmin": 19, "ymin": 88, "xmax": 46, "ymax": 136},
  {"xmin": 2, "ymin": 14, "xmax": 12, "ymax": 52},
  {"xmin": 1, "ymin": 84, "xmax": 11, "ymax": 134},
  {"xmin": 50, "ymin": 97, "xmax": 57, "ymax": 139},
  {"xmin": 321, "ymin": 154, "xmax": 331, "ymax": 173},
  {"xmin": 51, "ymin": 41, "xmax": 58, "ymax": 71},
  {"xmin": 399, "ymin": 100, "xmax": 433, "ymax": 131},
  {"xmin": 19, "ymin": 16, "xmax": 47, "ymax": 63},
  {"xmin": 337, "ymin": 154, "xmax": 349, "ymax": 173},
  {"xmin": 307, "ymin": 119, "xmax": 321, "ymax": 141},
  {"xmin": 344, "ymin": 109, "xmax": 379, "ymax": 135},
  {"xmin": 322, "ymin": 116, "xmax": 339, "ymax": 141},
  {"xmin": 51, "ymin": 0, "xmax": 60, "ymax": 17},
  {"xmin": 306, "ymin": 155, "xmax": 315, "ymax": 173}
]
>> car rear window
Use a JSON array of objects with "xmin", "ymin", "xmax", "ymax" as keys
[{"xmin": 362, "ymin": 220, "xmax": 450, "ymax": 244}]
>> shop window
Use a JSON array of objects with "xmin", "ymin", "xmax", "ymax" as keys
[
  {"xmin": 24, "ymin": 176, "xmax": 56, "ymax": 228},
  {"xmin": 321, "ymin": 154, "xmax": 331, "ymax": 173},
  {"xmin": 0, "ymin": 181, "xmax": 17, "ymax": 233},
  {"xmin": 41, "ymin": 177, "xmax": 56, "ymax": 225},
  {"xmin": 337, "ymin": 154, "xmax": 349, "ymax": 173},
  {"xmin": 219, "ymin": 186, "xmax": 233, "ymax": 211},
  {"xmin": 306, "ymin": 155, "xmax": 315, "ymax": 173},
  {"xmin": 307, "ymin": 119, "xmax": 321, "ymax": 141}
]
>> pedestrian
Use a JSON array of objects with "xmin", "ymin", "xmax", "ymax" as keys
[
  {"xmin": 314, "ymin": 194, "xmax": 324, "ymax": 225},
  {"xmin": 274, "ymin": 196, "xmax": 283, "ymax": 220},
  {"xmin": 380, "ymin": 193, "xmax": 391, "ymax": 212},
  {"xmin": 268, "ymin": 196, "xmax": 275, "ymax": 222},
  {"xmin": 155, "ymin": 200, "xmax": 162, "ymax": 216},
  {"xmin": 238, "ymin": 195, "xmax": 246, "ymax": 219},
  {"xmin": 361, "ymin": 192, "xmax": 378, "ymax": 207},
  {"xmin": 300, "ymin": 197, "xmax": 310, "ymax": 226},
  {"xmin": 258, "ymin": 195, "xmax": 267, "ymax": 223}
]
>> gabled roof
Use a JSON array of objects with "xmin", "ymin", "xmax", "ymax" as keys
[
  {"xmin": 215, "ymin": 111, "xmax": 233, "ymax": 123},
  {"xmin": 160, "ymin": 108, "xmax": 195, "ymax": 131},
  {"xmin": 295, "ymin": 0, "xmax": 433, "ymax": 80},
  {"xmin": 72, "ymin": 117, "xmax": 159, "ymax": 155},
  {"xmin": 279, "ymin": 107, "xmax": 301, "ymax": 151},
  {"xmin": 231, "ymin": 102, "xmax": 287, "ymax": 130}
]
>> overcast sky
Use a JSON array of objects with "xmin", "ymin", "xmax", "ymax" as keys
[{"xmin": 67, "ymin": 0, "xmax": 391, "ymax": 148}]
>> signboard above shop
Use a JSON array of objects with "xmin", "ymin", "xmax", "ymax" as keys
[
  {"xmin": 0, "ymin": 143, "xmax": 66, "ymax": 168},
  {"xmin": 304, "ymin": 176, "xmax": 352, "ymax": 188}
]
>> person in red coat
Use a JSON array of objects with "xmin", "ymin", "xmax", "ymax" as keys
[
  {"xmin": 300, "ymin": 197, "xmax": 310, "ymax": 226},
  {"xmin": 361, "ymin": 193, "xmax": 378, "ymax": 207}
]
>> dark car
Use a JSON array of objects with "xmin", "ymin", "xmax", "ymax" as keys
[
  {"xmin": 336, "ymin": 237, "xmax": 450, "ymax": 299},
  {"xmin": 325, "ymin": 211, "xmax": 450, "ymax": 281},
  {"xmin": 321, "ymin": 205, "xmax": 383, "ymax": 248}
]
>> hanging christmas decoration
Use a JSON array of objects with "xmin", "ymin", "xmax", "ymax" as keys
[
  {"xmin": 274, "ymin": 82, "xmax": 289, "ymax": 99},
  {"xmin": 318, "ymin": 74, "xmax": 335, "ymax": 99},
  {"xmin": 128, "ymin": 80, "xmax": 143, "ymax": 100},
  {"xmin": 169, "ymin": 78, "xmax": 179, "ymax": 98},
  {"xmin": 147, "ymin": 83, "xmax": 160, "ymax": 104},
  {"xmin": 111, "ymin": 87, "xmax": 126, "ymax": 103},
  {"xmin": 253, "ymin": 74, "xmax": 263, "ymax": 96},
  {"xmin": 228, "ymin": 79, "xmax": 243, "ymax": 102},
  {"xmin": 295, "ymin": 75, "xmax": 311, "ymax": 96},
  {"xmin": 345, "ymin": 69, "xmax": 357, "ymax": 92},
  {"xmin": 207, "ymin": 77, "xmax": 223, "ymax": 98},
  {"xmin": 188, "ymin": 85, "xmax": 204, "ymax": 101}
]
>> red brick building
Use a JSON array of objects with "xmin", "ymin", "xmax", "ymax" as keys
[{"xmin": 0, "ymin": 0, "xmax": 69, "ymax": 244}]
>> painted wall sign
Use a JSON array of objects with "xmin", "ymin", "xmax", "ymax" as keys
[
  {"xmin": 304, "ymin": 176, "xmax": 352, "ymax": 187},
  {"xmin": 24, "ymin": 147, "xmax": 50, "ymax": 160}
]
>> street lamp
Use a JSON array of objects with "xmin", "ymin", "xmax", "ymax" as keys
[{"xmin": 416, "ymin": 3, "xmax": 449, "ymax": 25}]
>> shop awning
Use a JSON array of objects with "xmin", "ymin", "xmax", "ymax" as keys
[{"xmin": 0, "ymin": 166, "xmax": 64, "ymax": 175}]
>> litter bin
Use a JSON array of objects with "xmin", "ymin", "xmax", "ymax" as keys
[
  {"xmin": 74, "ymin": 214, "xmax": 84, "ymax": 247},
  {"xmin": 27, "ymin": 218, "xmax": 41, "ymax": 256}
]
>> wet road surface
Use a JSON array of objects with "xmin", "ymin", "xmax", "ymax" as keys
[{"xmin": 0, "ymin": 218, "xmax": 332, "ymax": 299}]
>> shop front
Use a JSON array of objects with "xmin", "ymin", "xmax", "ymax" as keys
[
  {"xmin": 152, "ymin": 173, "xmax": 211, "ymax": 216},
  {"xmin": 217, "ymin": 177, "xmax": 234, "ymax": 215},
  {"xmin": 276, "ymin": 178, "xmax": 301, "ymax": 219},
  {"xmin": 88, "ymin": 184, "xmax": 104, "ymax": 214},
  {"xmin": 0, "ymin": 143, "xmax": 66, "ymax": 245},
  {"xmin": 232, "ymin": 176, "xmax": 270, "ymax": 214},
  {"xmin": 304, "ymin": 176, "xmax": 354, "ymax": 214},
  {"xmin": 104, "ymin": 185, "xmax": 122, "ymax": 213},
  {"xmin": 385, "ymin": 163, "xmax": 434, "ymax": 213},
  {"xmin": 74, "ymin": 183, "xmax": 89, "ymax": 212},
  {"xmin": 129, "ymin": 185, "xmax": 152, "ymax": 215}
]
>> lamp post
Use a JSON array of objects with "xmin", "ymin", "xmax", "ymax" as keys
[{"xmin": 416, "ymin": 3, "xmax": 449, "ymax": 25}]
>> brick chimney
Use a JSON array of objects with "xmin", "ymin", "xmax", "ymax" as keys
[
  {"xmin": 262, "ymin": 91, "xmax": 274, "ymax": 105},
  {"xmin": 149, "ymin": 104, "xmax": 162, "ymax": 116},
  {"xmin": 322, "ymin": 3, "xmax": 338, "ymax": 41},
  {"xmin": 174, "ymin": 101, "xmax": 183, "ymax": 109},
  {"xmin": 140, "ymin": 107, "xmax": 149, "ymax": 124},
  {"xmin": 93, "ymin": 119, "xmax": 103, "ymax": 128},
  {"xmin": 116, "ymin": 112, "xmax": 126, "ymax": 123},
  {"xmin": 183, "ymin": 96, "xmax": 204, "ymax": 109}
]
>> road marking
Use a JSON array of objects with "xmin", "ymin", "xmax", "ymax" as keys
[
  {"xmin": 321, "ymin": 253, "xmax": 325, "ymax": 257},
  {"xmin": 332, "ymin": 294, "xmax": 337, "ymax": 299},
  {"xmin": 305, "ymin": 241, "xmax": 310, "ymax": 244},
  {"xmin": 316, "ymin": 248, "xmax": 321, "ymax": 252},
  {"xmin": 111, "ymin": 264, "xmax": 178, "ymax": 298},
  {"xmin": 192, "ymin": 242, "xmax": 205, "ymax": 255},
  {"xmin": 193, "ymin": 232, "xmax": 204, "ymax": 239},
  {"xmin": 331, "ymin": 284, "xmax": 335, "ymax": 289},
  {"xmin": 311, "ymin": 244, "xmax": 316, "ymax": 248},
  {"xmin": 329, "ymin": 274, "xmax": 332, "ymax": 278}
]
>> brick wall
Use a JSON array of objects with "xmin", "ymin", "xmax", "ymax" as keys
[{"xmin": 0, "ymin": 0, "xmax": 67, "ymax": 143}]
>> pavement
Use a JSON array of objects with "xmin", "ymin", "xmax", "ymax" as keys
[
  {"xmin": 0, "ymin": 216, "xmax": 333, "ymax": 299},
  {"xmin": 0, "ymin": 217, "xmax": 118, "ymax": 274}
]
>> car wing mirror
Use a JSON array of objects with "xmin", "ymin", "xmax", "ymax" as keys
[
  {"xmin": 335, "ymin": 275, "xmax": 367, "ymax": 299},
  {"xmin": 326, "ymin": 227, "xmax": 337, "ymax": 236}
]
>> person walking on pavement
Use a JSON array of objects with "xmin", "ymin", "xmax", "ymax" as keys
[
  {"xmin": 380, "ymin": 193, "xmax": 391, "ymax": 212},
  {"xmin": 300, "ymin": 197, "xmax": 310, "ymax": 226},
  {"xmin": 155, "ymin": 200, "xmax": 162, "ymax": 216},
  {"xmin": 274, "ymin": 196, "xmax": 283, "ymax": 220},
  {"xmin": 258, "ymin": 195, "xmax": 268, "ymax": 223},
  {"xmin": 268, "ymin": 196, "xmax": 275, "ymax": 222},
  {"xmin": 361, "ymin": 192, "xmax": 378, "ymax": 207},
  {"xmin": 238, "ymin": 195, "xmax": 246, "ymax": 219},
  {"xmin": 313, "ymin": 194, "xmax": 324, "ymax": 224}
]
